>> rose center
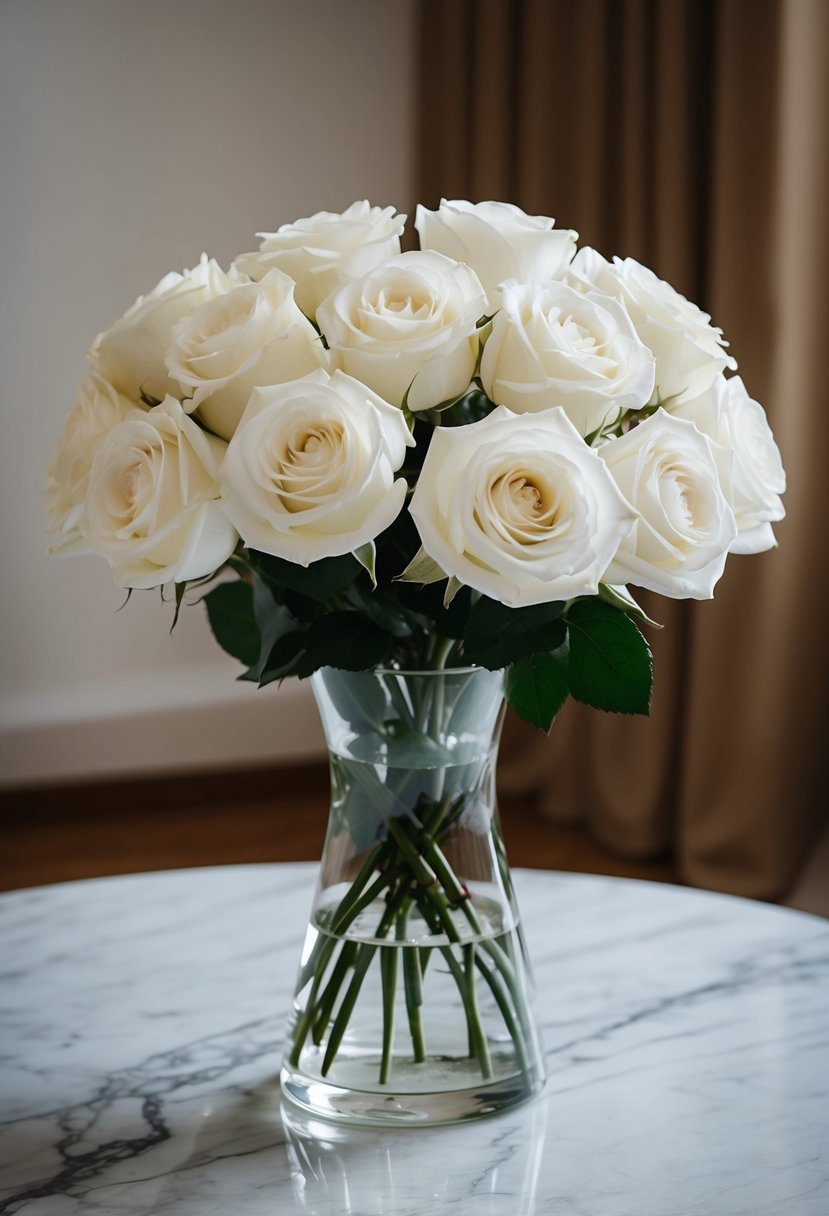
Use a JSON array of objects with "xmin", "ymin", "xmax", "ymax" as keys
[
  {"xmin": 510, "ymin": 476, "xmax": 543, "ymax": 516},
  {"xmin": 553, "ymin": 310, "xmax": 597, "ymax": 353},
  {"xmin": 269, "ymin": 421, "xmax": 345, "ymax": 511},
  {"xmin": 480, "ymin": 466, "xmax": 564, "ymax": 546},
  {"xmin": 375, "ymin": 287, "xmax": 431, "ymax": 319},
  {"xmin": 661, "ymin": 463, "xmax": 704, "ymax": 532},
  {"xmin": 200, "ymin": 291, "xmax": 254, "ymax": 339}
]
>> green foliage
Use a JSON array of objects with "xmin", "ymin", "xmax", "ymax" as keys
[
  {"xmin": 250, "ymin": 551, "xmax": 362, "ymax": 602},
  {"xmin": 506, "ymin": 651, "xmax": 569, "ymax": 732},
  {"xmin": 463, "ymin": 596, "xmax": 566, "ymax": 670},
  {"xmin": 565, "ymin": 599, "xmax": 653, "ymax": 715},
  {"xmin": 203, "ymin": 581, "xmax": 261, "ymax": 667},
  {"xmin": 439, "ymin": 386, "xmax": 497, "ymax": 428},
  {"xmin": 295, "ymin": 611, "xmax": 391, "ymax": 676},
  {"xmin": 597, "ymin": 582, "xmax": 662, "ymax": 629},
  {"xmin": 202, "ymin": 539, "xmax": 653, "ymax": 725}
]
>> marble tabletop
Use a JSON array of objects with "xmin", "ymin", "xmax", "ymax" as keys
[{"xmin": 1, "ymin": 863, "xmax": 828, "ymax": 1215}]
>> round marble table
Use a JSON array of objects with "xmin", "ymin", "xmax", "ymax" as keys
[{"xmin": 1, "ymin": 863, "xmax": 828, "ymax": 1215}]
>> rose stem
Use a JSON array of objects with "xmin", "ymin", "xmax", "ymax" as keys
[
  {"xmin": 402, "ymin": 819, "xmax": 533, "ymax": 1069},
  {"xmin": 464, "ymin": 943, "xmax": 492, "ymax": 1079},
  {"xmin": 320, "ymin": 945, "xmax": 378, "ymax": 1077},
  {"xmin": 312, "ymin": 940, "xmax": 358, "ymax": 1045},
  {"xmin": 379, "ymin": 940, "xmax": 398, "ymax": 1084},
  {"xmin": 287, "ymin": 938, "xmax": 339, "ymax": 1067},
  {"xmin": 294, "ymin": 842, "xmax": 388, "ymax": 992},
  {"xmin": 398, "ymin": 902, "xmax": 426, "ymax": 1063},
  {"xmin": 320, "ymin": 889, "xmax": 405, "ymax": 1078},
  {"xmin": 412, "ymin": 889, "xmax": 493, "ymax": 1079},
  {"xmin": 309, "ymin": 799, "xmax": 453, "ymax": 1058},
  {"xmin": 312, "ymin": 873, "xmax": 411, "ymax": 1050}
]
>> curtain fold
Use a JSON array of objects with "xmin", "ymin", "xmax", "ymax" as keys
[{"xmin": 416, "ymin": 0, "xmax": 828, "ymax": 898}]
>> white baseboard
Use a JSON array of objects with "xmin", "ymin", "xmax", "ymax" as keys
[{"xmin": 0, "ymin": 672, "xmax": 326, "ymax": 788}]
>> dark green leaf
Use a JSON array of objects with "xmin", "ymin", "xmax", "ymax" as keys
[
  {"xmin": 566, "ymin": 598, "xmax": 652, "ymax": 715},
  {"xmin": 249, "ymin": 550, "xmax": 362, "ymax": 602},
  {"xmin": 437, "ymin": 583, "xmax": 473, "ymax": 639},
  {"xmin": 506, "ymin": 651, "xmax": 569, "ymax": 732},
  {"xmin": 204, "ymin": 581, "xmax": 260, "ymax": 667},
  {"xmin": 464, "ymin": 596, "xmax": 566, "ymax": 670},
  {"xmin": 296, "ymin": 611, "xmax": 391, "ymax": 676},
  {"xmin": 344, "ymin": 581, "xmax": 414, "ymax": 638},
  {"xmin": 313, "ymin": 667, "xmax": 387, "ymax": 735},
  {"xmin": 243, "ymin": 573, "xmax": 307, "ymax": 682},
  {"xmin": 257, "ymin": 630, "xmax": 309, "ymax": 686},
  {"xmin": 439, "ymin": 386, "xmax": 497, "ymax": 428}
]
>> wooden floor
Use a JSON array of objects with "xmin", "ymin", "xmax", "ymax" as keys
[{"xmin": 0, "ymin": 762, "xmax": 677, "ymax": 893}]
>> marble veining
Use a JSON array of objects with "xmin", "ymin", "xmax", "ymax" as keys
[{"xmin": 1, "ymin": 864, "xmax": 828, "ymax": 1214}]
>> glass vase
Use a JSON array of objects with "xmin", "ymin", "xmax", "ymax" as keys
[{"xmin": 280, "ymin": 665, "xmax": 546, "ymax": 1127}]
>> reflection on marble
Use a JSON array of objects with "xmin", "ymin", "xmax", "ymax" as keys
[{"xmin": 1, "ymin": 864, "xmax": 828, "ymax": 1214}]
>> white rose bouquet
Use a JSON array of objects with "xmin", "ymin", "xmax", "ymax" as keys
[
  {"xmin": 47, "ymin": 196, "xmax": 785, "ymax": 729},
  {"xmin": 46, "ymin": 199, "xmax": 786, "ymax": 1108}
]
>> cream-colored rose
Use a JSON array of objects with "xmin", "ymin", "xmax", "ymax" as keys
[
  {"xmin": 415, "ymin": 199, "xmax": 578, "ymax": 311},
  {"xmin": 567, "ymin": 248, "xmax": 736, "ymax": 403},
  {"xmin": 166, "ymin": 268, "xmax": 330, "ymax": 442},
  {"xmin": 409, "ymin": 405, "xmax": 637, "ymax": 607},
  {"xmin": 667, "ymin": 374, "xmax": 786, "ymax": 554},
  {"xmin": 45, "ymin": 374, "xmax": 138, "ymax": 555},
  {"xmin": 80, "ymin": 396, "xmax": 238, "ymax": 589},
  {"xmin": 316, "ymin": 251, "xmax": 486, "ymax": 412},
  {"xmin": 233, "ymin": 200, "xmax": 406, "ymax": 319},
  {"xmin": 600, "ymin": 413, "xmax": 737, "ymax": 599},
  {"xmin": 221, "ymin": 369, "xmax": 414, "ymax": 565},
  {"xmin": 480, "ymin": 281, "xmax": 655, "ymax": 436},
  {"xmin": 90, "ymin": 255, "xmax": 245, "ymax": 404}
]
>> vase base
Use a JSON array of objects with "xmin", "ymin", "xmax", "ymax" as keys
[{"xmin": 279, "ymin": 1062, "xmax": 546, "ymax": 1128}]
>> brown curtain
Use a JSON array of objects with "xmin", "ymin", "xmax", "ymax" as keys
[{"xmin": 416, "ymin": 0, "xmax": 829, "ymax": 899}]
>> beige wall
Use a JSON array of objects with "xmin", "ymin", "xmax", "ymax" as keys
[{"xmin": 0, "ymin": 0, "xmax": 415, "ymax": 784}]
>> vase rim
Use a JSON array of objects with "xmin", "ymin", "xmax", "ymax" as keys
[{"xmin": 320, "ymin": 664, "xmax": 501, "ymax": 678}]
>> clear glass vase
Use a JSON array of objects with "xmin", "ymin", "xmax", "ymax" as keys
[{"xmin": 280, "ymin": 665, "xmax": 546, "ymax": 1127}]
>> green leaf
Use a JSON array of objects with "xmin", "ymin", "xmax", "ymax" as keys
[
  {"xmin": 566, "ymin": 598, "xmax": 652, "ymax": 715},
  {"xmin": 257, "ymin": 630, "xmax": 308, "ymax": 686},
  {"xmin": 344, "ymin": 581, "xmax": 414, "ymax": 638},
  {"xmin": 242, "ymin": 574, "xmax": 306, "ymax": 682},
  {"xmin": 597, "ymin": 583, "xmax": 663, "ymax": 629},
  {"xmin": 506, "ymin": 651, "xmax": 569, "ymax": 732},
  {"xmin": 204, "ymin": 581, "xmax": 260, "ymax": 667},
  {"xmin": 296, "ymin": 611, "xmax": 391, "ymax": 676},
  {"xmin": 463, "ymin": 596, "xmax": 566, "ymax": 670},
  {"xmin": 353, "ymin": 542, "xmax": 377, "ymax": 586},
  {"xmin": 313, "ymin": 667, "xmax": 387, "ymax": 736},
  {"xmin": 395, "ymin": 546, "xmax": 448, "ymax": 585},
  {"xmin": 250, "ymin": 550, "xmax": 361, "ymax": 602},
  {"xmin": 437, "ymin": 583, "xmax": 473, "ymax": 638},
  {"xmin": 439, "ymin": 386, "xmax": 497, "ymax": 428},
  {"xmin": 443, "ymin": 576, "xmax": 463, "ymax": 607}
]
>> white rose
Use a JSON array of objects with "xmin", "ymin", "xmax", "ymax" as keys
[
  {"xmin": 316, "ymin": 251, "xmax": 487, "ymax": 413},
  {"xmin": 233, "ymin": 200, "xmax": 406, "ymax": 319},
  {"xmin": 567, "ymin": 248, "xmax": 736, "ymax": 403},
  {"xmin": 600, "ymin": 413, "xmax": 737, "ymax": 599},
  {"xmin": 80, "ymin": 396, "xmax": 238, "ymax": 589},
  {"xmin": 221, "ymin": 369, "xmax": 414, "ymax": 565},
  {"xmin": 91, "ymin": 255, "xmax": 245, "ymax": 404},
  {"xmin": 45, "ymin": 374, "xmax": 138, "ymax": 555},
  {"xmin": 480, "ymin": 280, "xmax": 655, "ymax": 436},
  {"xmin": 667, "ymin": 374, "xmax": 786, "ymax": 554},
  {"xmin": 165, "ymin": 268, "xmax": 330, "ymax": 442},
  {"xmin": 415, "ymin": 199, "xmax": 578, "ymax": 311},
  {"xmin": 409, "ymin": 405, "xmax": 637, "ymax": 607}
]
